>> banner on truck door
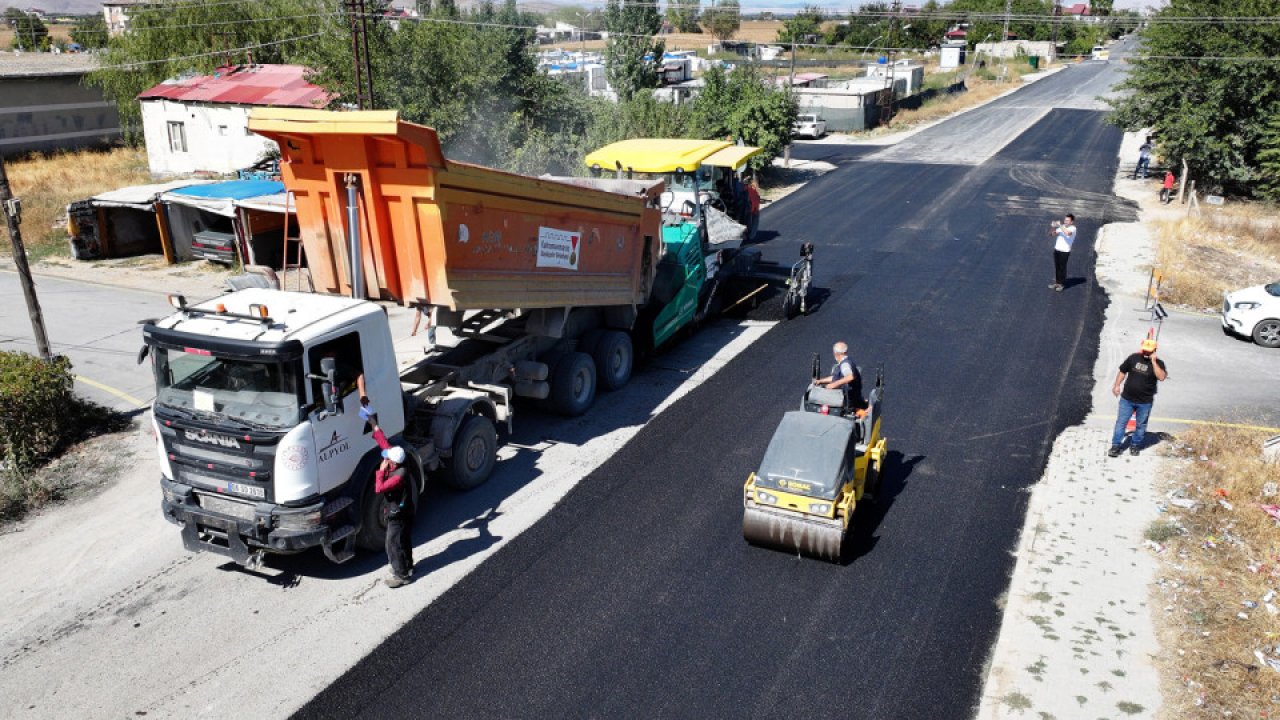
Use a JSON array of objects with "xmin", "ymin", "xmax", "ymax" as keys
[{"xmin": 536, "ymin": 227, "xmax": 580, "ymax": 270}]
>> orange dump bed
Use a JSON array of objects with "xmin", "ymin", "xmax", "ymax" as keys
[{"xmin": 248, "ymin": 109, "xmax": 663, "ymax": 311}]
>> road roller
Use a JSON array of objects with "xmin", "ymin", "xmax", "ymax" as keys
[{"xmin": 742, "ymin": 366, "xmax": 885, "ymax": 562}]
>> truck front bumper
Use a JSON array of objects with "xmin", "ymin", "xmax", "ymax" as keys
[{"xmin": 160, "ymin": 478, "xmax": 353, "ymax": 565}]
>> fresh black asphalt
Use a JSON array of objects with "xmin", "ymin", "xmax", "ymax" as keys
[{"xmin": 297, "ymin": 66, "xmax": 1136, "ymax": 719}]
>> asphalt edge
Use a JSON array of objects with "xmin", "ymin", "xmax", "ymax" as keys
[{"xmin": 974, "ymin": 129, "xmax": 1167, "ymax": 719}]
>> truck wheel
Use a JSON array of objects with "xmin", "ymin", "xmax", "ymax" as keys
[
  {"xmin": 356, "ymin": 464, "xmax": 420, "ymax": 551},
  {"xmin": 593, "ymin": 331, "xmax": 633, "ymax": 391},
  {"xmin": 549, "ymin": 351, "xmax": 596, "ymax": 416},
  {"xmin": 443, "ymin": 414, "xmax": 498, "ymax": 491}
]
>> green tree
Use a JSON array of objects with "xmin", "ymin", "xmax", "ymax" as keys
[
  {"xmin": 667, "ymin": 0, "xmax": 701, "ymax": 34},
  {"xmin": 689, "ymin": 64, "xmax": 797, "ymax": 168},
  {"xmin": 1108, "ymin": 0, "xmax": 1280, "ymax": 193},
  {"xmin": 70, "ymin": 13, "xmax": 108, "ymax": 50},
  {"xmin": 1090, "ymin": 0, "xmax": 1114, "ymax": 15},
  {"xmin": 777, "ymin": 5, "xmax": 823, "ymax": 46},
  {"xmin": 5, "ymin": 8, "xmax": 49, "ymax": 51},
  {"xmin": 701, "ymin": 0, "xmax": 741, "ymax": 44},
  {"xmin": 1257, "ymin": 114, "xmax": 1280, "ymax": 201},
  {"xmin": 604, "ymin": 0, "xmax": 664, "ymax": 102}
]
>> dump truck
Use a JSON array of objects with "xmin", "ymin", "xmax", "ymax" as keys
[{"xmin": 142, "ymin": 109, "xmax": 767, "ymax": 566}]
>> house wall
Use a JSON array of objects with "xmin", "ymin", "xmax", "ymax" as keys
[
  {"xmin": 141, "ymin": 100, "xmax": 275, "ymax": 175},
  {"xmin": 0, "ymin": 73, "xmax": 121, "ymax": 157}
]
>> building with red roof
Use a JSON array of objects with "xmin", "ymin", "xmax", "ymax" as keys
[{"xmin": 137, "ymin": 64, "xmax": 333, "ymax": 176}]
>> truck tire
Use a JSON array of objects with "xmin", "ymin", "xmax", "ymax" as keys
[
  {"xmin": 549, "ymin": 351, "xmax": 596, "ymax": 416},
  {"xmin": 356, "ymin": 463, "xmax": 420, "ymax": 551},
  {"xmin": 443, "ymin": 414, "xmax": 498, "ymax": 491},
  {"xmin": 593, "ymin": 330, "xmax": 633, "ymax": 391}
]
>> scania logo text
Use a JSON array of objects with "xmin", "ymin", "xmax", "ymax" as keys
[{"xmin": 184, "ymin": 430, "xmax": 241, "ymax": 449}]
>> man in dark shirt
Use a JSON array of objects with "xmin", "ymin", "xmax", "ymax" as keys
[
  {"xmin": 816, "ymin": 341, "xmax": 866, "ymax": 412},
  {"xmin": 1108, "ymin": 338, "xmax": 1168, "ymax": 457}
]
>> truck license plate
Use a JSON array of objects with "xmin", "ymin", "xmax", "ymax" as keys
[{"xmin": 229, "ymin": 482, "xmax": 266, "ymax": 499}]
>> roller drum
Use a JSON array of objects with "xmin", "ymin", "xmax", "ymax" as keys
[{"xmin": 742, "ymin": 505, "xmax": 845, "ymax": 562}]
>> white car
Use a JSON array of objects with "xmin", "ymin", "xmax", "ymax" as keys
[
  {"xmin": 792, "ymin": 114, "xmax": 827, "ymax": 139},
  {"xmin": 1222, "ymin": 281, "xmax": 1280, "ymax": 348}
]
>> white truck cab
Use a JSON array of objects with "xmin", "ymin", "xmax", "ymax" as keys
[{"xmin": 142, "ymin": 289, "xmax": 419, "ymax": 565}]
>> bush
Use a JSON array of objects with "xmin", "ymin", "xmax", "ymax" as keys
[{"xmin": 0, "ymin": 351, "xmax": 121, "ymax": 520}]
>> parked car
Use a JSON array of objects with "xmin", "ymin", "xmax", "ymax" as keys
[
  {"xmin": 1222, "ymin": 281, "xmax": 1280, "ymax": 348},
  {"xmin": 1091, "ymin": 46, "xmax": 1110, "ymax": 61},
  {"xmin": 792, "ymin": 114, "xmax": 827, "ymax": 139}
]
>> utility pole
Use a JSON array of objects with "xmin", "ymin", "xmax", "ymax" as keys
[
  {"xmin": 1051, "ymin": 1, "xmax": 1061, "ymax": 52},
  {"xmin": 0, "ymin": 155, "xmax": 53, "ymax": 361},
  {"xmin": 345, "ymin": 0, "xmax": 374, "ymax": 110},
  {"xmin": 1002, "ymin": 0, "xmax": 1012, "ymax": 42},
  {"xmin": 880, "ymin": 0, "xmax": 901, "ymax": 126}
]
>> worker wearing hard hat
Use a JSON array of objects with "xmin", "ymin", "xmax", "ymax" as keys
[
  {"xmin": 1108, "ymin": 338, "xmax": 1168, "ymax": 457},
  {"xmin": 363, "ymin": 403, "xmax": 416, "ymax": 588}
]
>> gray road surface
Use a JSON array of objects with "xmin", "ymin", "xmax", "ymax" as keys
[{"xmin": 0, "ymin": 271, "xmax": 170, "ymax": 411}]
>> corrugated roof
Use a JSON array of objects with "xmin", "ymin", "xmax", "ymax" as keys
[{"xmin": 137, "ymin": 64, "xmax": 334, "ymax": 108}]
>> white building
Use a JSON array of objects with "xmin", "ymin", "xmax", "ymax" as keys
[
  {"xmin": 137, "ymin": 64, "xmax": 332, "ymax": 176},
  {"xmin": 102, "ymin": 0, "xmax": 150, "ymax": 37},
  {"xmin": 865, "ymin": 61, "xmax": 925, "ymax": 96}
]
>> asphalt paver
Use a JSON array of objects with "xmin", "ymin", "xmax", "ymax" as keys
[{"xmin": 298, "ymin": 65, "xmax": 1133, "ymax": 720}]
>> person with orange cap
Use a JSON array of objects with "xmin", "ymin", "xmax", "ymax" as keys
[{"xmin": 1108, "ymin": 337, "xmax": 1168, "ymax": 457}]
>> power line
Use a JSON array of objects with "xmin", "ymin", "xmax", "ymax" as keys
[{"xmin": 93, "ymin": 31, "xmax": 324, "ymax": 70}]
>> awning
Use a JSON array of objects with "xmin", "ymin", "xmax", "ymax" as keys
[
  {"xmin": 701, "ymin": 145, "xmax": 762, "ymax": 170},
  {"xmin": 234, "ymin": 191, "xmax": 296, "ymax": 214},
  {"xmin": 92, "ymin": 180, "xmax": 212, "ymax": 210},
  {"xmin": 162, "ymin": 179, "xmax": 285, "ymax": 217}
]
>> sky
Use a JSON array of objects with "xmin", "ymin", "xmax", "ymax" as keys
[{"xmin": 0, "ymin": 0, "xmax": 1165, "ymax": 14}]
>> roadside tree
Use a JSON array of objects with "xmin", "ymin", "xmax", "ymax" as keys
[
  {"xmin": 667, "ymin": 0, "xmax": 702, "ymax": 34},
  {"xmin": 604, "ymin": 0, "xmax": 664, "ymax": 102},
  {"xmin": 701, "ymin": 0, "xmax": 740, "ymax": 44},
  {"xmin": 1257, "ymin": 115, "xmax": 1280, "ymax": 201},
  {"xmin": 5, "ymin": 8, "xmax": 49, "ymax": 51},
  {"xmin": 689, "ymin": 64, "xmax": 797, "ymax": 169},
  {"xmin": 1108, "ymin": 0, "xmax": 1280, "ymax": 194},
  {"xmin": 70, "ymin": 14, "xmax": 108, "ymax": 50},
  {"xmin": 777, "ymin": 5, "xmax": 823, "ymax": 46}
]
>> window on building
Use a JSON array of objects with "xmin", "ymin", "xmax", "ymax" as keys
[
  {"xmin": 167, "ymin": 121, "xmax": 187, "ymax": 153},
  {"xmin": 217, "ymin": 125, "xmax": 228, "ymax": 136}
]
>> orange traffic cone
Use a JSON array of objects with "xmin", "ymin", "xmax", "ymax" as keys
[{"xmin": 1126, "ymin": 412, "xmax": 1137, "ymax": 434}]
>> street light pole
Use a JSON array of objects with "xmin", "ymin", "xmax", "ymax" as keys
[{"xmin": 0, "ymin": 154, "xmax": 52, "ymax": 361}]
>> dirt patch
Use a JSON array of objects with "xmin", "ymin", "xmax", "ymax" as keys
[
  {"xmin": 1150, "ymin": 426, "xmax": 1280, "ymax": 718},
  {"xmin": 0, "ymin": 419, "xmax": 141, "ymax": 533}
]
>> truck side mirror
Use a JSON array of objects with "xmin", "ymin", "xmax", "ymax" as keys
[
  {"xmin": 319, "ymin": 356, "xmax": 339, "ymax": 415},
  {"xmin": 136, "ymin": 345, "xmax": 151, "ymax": 365}
]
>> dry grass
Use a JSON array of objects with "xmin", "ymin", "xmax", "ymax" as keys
[
  {"xmin": 1152, "ymin": 425, "xmax": 1280, "ymax": 718},
  {"xmin": 1, "ymin": 147, "xmax": 151, "ymax": 258},
  {"xmin": 0, "ymin": 24, "xmax": 74, "ymax": 49},
  {"xmin": 1154, "ymin": 207, "xmax": 1280, "ymax": 311}
]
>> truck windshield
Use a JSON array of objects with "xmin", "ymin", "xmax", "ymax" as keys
[{"xmin": 153, "ymin": 348, "xmax": 303, "ymax": 430}]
